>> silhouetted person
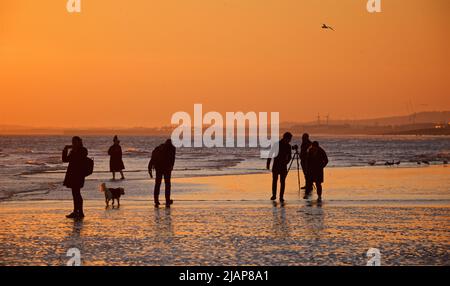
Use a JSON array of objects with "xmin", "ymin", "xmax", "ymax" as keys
[
  {"xmin": 305, "ymin": 141, "xmax": 328, "ymax": 202},
  {"xmin": 62, "ymin": 136, "xmax": 88, "ymax": 219},
  {"xmin": 300, "ymin": 133, "xmax": 312, "ymax": 189},
  {"xmin": 267, "ymin": 132, "xmax": 293, "ymax": 202},
  {"xmin": 148, "ymin": 139, "xmax": 176, "ymax": 207},
  {"xmin": 108, "ymin": 135, "xmax": 125, "ymax": 180}
]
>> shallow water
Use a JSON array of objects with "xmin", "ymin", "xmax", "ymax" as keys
[{"xmin": 0, "ymin": 135, "xmax": 449, "ymax": 200}]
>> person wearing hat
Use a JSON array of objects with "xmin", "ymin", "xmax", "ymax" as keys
[{"xmin": 108, "ymin": 135, "xmax": 125, "ymax": 180}]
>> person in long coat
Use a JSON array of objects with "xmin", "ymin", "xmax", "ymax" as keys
[
  {"xmin": 63, "ymin": 136, "xmax": 88, "ymax": 218},
  {"xmin": 305, "ymin": 141, "xmax": 328, "ymax": 202},
  {"xmin": 108, "ymin": 135, "xmax": 125, "ymax": 180},
  {"xmin": 300, "ymin": 133, "xmax": 312, "ymax": 189}
]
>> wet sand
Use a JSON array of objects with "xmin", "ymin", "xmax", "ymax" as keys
[{"xmin": 0, "ymin": 166, "xmax": 449, "ymax": 265}]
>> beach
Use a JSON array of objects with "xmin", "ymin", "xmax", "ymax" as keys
[
  {"xmin": 1, "ymin": 166, "xmax": 449, "ymax": 266},
  {"xmin": 1, "ymin": 0, "xmax": 450, "ymax": 272}
]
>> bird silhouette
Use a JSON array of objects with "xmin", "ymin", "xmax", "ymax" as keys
[{"xmin": 322, "ymin": 24, "xmax": 335, "ymax": 31}]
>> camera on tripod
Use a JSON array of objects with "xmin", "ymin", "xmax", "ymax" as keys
[{"xmin": 287, "ymin": 144, "xmax": 301, "ymax": 191}]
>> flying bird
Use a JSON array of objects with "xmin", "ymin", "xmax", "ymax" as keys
[{"xmin": 322, "ymin": 24, "xmax": 335, "ymax": 31}]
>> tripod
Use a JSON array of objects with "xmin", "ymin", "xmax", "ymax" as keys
[{"xmin": 287, "ymin": 148, "xmax": 302, "ymax": 192}]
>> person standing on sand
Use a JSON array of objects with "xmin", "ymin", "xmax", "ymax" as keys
[
  {"xmin": 62, "ymin": 136, "xmax": 88, "ymax": 219},
  {"xmin": 267, "ymin": 132, "xmax": 293, "ymax": 202},
  {"xmin": 304, "ymin": 141, "xmax": 328, "ymax": 202},
  {"xmin": 108, "ymin": 135, "xmax": 125, "ymax": 180},
  {"xmin": 148, "ymin": 139, "xmax": 176, "ymax": 207},
  {"xmin": 300, "ymin": 133, "xmax": 312, "ymax": 190}
]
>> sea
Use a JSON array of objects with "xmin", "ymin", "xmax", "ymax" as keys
[{"xmin": 0, "ymin": 135, "xmax": 449, "ymax": 200}]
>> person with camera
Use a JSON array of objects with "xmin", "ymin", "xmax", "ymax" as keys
[
  {"xmin": 266, "ymin": 132, "xmax": 293, "ymax": 202},
  {"xmin": 62, "ymin": 136, "xmax": 88, "ymax": 219}
]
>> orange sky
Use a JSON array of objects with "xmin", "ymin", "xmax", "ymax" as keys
[{"xmin": 1, "ymin": 0, "xmax": 449, "ymax": 128}]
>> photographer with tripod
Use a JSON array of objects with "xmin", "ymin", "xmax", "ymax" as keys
[{"xmin": 266, "ymin": 132, "xmax": 293, "ymax": 202}]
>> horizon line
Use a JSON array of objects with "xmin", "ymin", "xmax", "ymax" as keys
[{"xmin": 1, "ymin": 110, "xmax": 448, "ymax": 130}]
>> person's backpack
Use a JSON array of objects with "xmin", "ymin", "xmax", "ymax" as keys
[
  {"xmin": 150, "ymin": 145, "xmax": 164, "ymax": 169},
  {"xmin": 84, "ymin": 157, "xmax": 94, "ymax": 177}
]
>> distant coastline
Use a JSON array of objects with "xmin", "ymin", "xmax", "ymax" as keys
[
  {"xmin": 1, "ymin": 126, "xmax": 449, "ymax": 136},
  {"xmin": 1, "ymin": 111, "xmax": 448, "ymax": 136}
]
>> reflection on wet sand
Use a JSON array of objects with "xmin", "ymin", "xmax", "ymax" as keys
[
  {"xmin": 152, "ymin": 207, "xmax": 176, "ymax": 263},
  {"xmin": 300, "ymin": 201, "xmax": 325, "ymax": 239},
  {"xmin": 272, "ymin": 202, "xmax": 290, "ymax": 238},
  {"xmin": 154, "ymin": 207, "xmax": 174, "ymax": 239},
  {"xmin": 1, "ymin": 201, "xmax": 449, "ymax": 265},
  {"xmin": 62, "ymin": 219, "xmax": 84, "ymax": 265},
  {"xmin": 65, "ymin": 219, "xmax": 84, "ymax": 247}
]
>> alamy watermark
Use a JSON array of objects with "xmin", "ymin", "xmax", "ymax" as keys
[
  {"xmin": 366, "ymin": 248, "xmax": 381, "ymax": 266},
  {"xmin": 66, "ymin": 247, "xmax": 81, "ymax": 266},
  {"xmin": 67, "ymin": 1, "xmax": 381, "ymax": 14},
  {"xmin": 367, "ymin": 0, "xmax": 382, "ymax": 13},
  {"xmin": 66, "ymin": 0, "xmax": 81, "ymax": 13},
  {"xmin": 171, "ymin": 104, "xmax": 280, "ymax": 158}
]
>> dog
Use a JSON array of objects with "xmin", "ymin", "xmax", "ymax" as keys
[{"xmin": 99, "ymin": 183, "xmax": 125, "ymax": 208}]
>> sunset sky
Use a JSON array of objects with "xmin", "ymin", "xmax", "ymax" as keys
[{"xmin": 1, "ymin": 0, "xmax": 449, "ymax": 128}]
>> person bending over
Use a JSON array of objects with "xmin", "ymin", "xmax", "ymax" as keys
[{"xmin": 148, "ymin": 139, "xmax": 176, "ymax": 207}]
